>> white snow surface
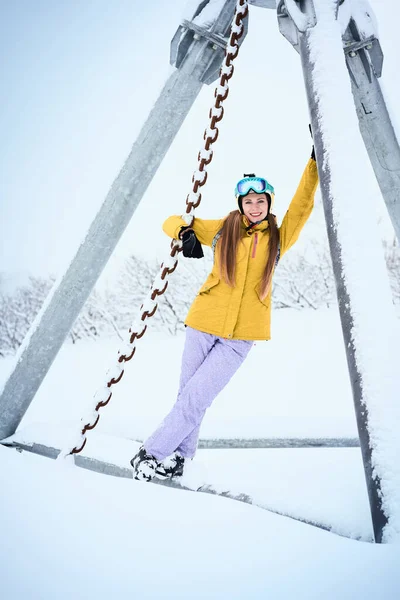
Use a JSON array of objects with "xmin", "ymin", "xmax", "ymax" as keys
[
  {"xmin": 2, "ymin": 1, "xmax": 400, "ymax": 593},
  {"xmin": 0, "ymin": 307, "xmax": 358, "ymax": 442},
  {"xmin": 309, "ymin": 0, "xmax": 400, "ymax": 543},
  {"xmin": 1, "ymin": 442, "xmax": 400, "ymax": 599},
  {"xmin": 1, "ymin": 308, "xmax": 400, "ymax": 596},
  {"xmin": 3, "ymin": 424, "xmax": 374, "ymax": 540}
]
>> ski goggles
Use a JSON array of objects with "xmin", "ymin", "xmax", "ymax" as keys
[{"xmin": 235, "ymin": 176, "xmax": 275, "ymax": 198}]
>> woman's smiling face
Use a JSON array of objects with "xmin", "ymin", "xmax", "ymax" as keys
[{"xmin": 242, "ymin": 192, "xmax": 270, "ymax": 223}]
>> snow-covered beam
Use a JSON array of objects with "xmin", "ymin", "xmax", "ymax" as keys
[
  {"xmin": 172, "ymin": 0, "xmax": 249, "ymax": 84},
  {"xmin": 343, "ymin": 22, "xmax": 400, "ymax": 243},
  {"xmin": 188, "ymin": 437, "xmax": 360, "ymax": 448},
  {"xmin": 1, "ymin": 441, "xmax": 340, "ymax": 537},
  {"xmin": 296, "ymin": 0, "xmax": 400, "ymax": 543},
  {"xmin": 277, "ymin": 0, "xmax": 400, "ymax": 244},
  {"xmin": 0, "ymin": 63, "xmax": 202, "ymax": 439},
  {"xmin": 0, "ymin": 0, "xmax": 242, "ymax": 441}
]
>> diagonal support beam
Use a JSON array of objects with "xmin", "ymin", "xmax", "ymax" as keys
[
  {"xmin": 0, "ymin": 65, "xmax": 203, "ymax": 440},
  {"xmin": 277, "ymin": 0, "xmax": 400, "ymax": 244},
  {"xmin": 289, "ymin": 0, "xmax": 400, "ymax": 544},
  {"xmin": 0, "ymin": 0, "xmax": 243, "ymax": 441},
  {"xmin": 343, "ymin": 22, "xmax": 400, "ymax": 243}
]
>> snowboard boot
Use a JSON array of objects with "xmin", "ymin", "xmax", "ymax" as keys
[
  {"xmin": 130, "ymin": 446, "xmax": 161, "ymax": 482},
  {"xmin": 155, "ymin": 452, "xmax": 186, "ymax": 480}
]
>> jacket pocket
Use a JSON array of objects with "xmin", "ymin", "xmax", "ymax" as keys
[
  {"xmin": 255, "ymin": 284, "xmax": 270, "ymax": 308},
  {"xmin": 198, "ymin": 275, "xmax": 220, "ymax": 295}
]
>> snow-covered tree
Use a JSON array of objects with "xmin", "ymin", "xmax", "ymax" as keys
[
  {"xmin": 0, "ymin": 275, "xmax": 53, "ymax": 354},
  {"xmin": 273, "ymin": 242, "xmax": 335, "ymax": 310},
  {"xmin": 1, "ymin": 237, "xmax": 399, "ymax": 355}
]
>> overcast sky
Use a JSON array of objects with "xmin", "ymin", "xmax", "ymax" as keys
[{"xmin": 1, "ymin": 0, "xmax": 399, "ymax": 284}]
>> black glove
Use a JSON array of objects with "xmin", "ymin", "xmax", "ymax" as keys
[
  {"xmin": 309, "ymin": 124, "xmax": 316, "ymax": 161},
  {"xmin": 179, "ymin": 227, "xmax": 204, "ymax": 259}
]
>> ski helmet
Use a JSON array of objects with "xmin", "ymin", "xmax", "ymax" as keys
[{"xmin": 235, "ymin": 173, "xmax": 275, "ymax": 215}]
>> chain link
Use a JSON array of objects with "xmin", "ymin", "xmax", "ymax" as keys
[{"xmin": 61, "ymin": 0, "xmax": 249, "ymax": 458}]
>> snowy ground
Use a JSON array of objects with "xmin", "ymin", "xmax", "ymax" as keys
[
  {"xmin": 0, "ymin": 307, "xmax": 358, "ymax": 441},
  {"xmin": 1, "ymin": 445, "xmax": 399, "ymax": 600},
  {"xmin": 1, "ymin": 307, "xmax": 399, "ymax": 598}
]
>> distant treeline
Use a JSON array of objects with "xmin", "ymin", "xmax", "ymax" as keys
[{"xmin": 1, "ymin": 238, "xmax": 399, "ymax": 355}]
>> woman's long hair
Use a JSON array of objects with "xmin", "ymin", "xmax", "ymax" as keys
[{"xmin": 217, "ymin": 210, "xmax": 280, "ymax": 300}]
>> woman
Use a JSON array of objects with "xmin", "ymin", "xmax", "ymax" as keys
[{"xmin": 131, "ymin": 151, "xmax": 319, "ymax": 481}]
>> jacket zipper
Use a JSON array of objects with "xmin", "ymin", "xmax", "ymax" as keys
[{"xmin": 252, "ymin": 232, "xmax": 258, "ymax": 258}]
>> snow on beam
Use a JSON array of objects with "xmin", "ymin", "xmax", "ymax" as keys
[
  {"xmin": 151, "ymin": 479, "xmax": 334, "ymax": 535},
  {"xmin": 3, "ymin": 441, "xmax": 336, "ymax": 537},
  {"xmin": 298, "ymin": 0, "xmax": 400, "ymax": 543}
]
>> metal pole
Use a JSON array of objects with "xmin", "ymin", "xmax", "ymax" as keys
[
  {"xmin": 0, "ymin": 0, "xmax": 242, "ymax": 440},
  {"xmin": 297, "ymin": 19, "xmax": 387, "ymax": 543},
  {"xmin": 344, "ymin": 26, "xmax": 400, "ymax": 243},
  {"xmin": 276, "ymin": 0, "xmax": 400, "ymax": 243}
]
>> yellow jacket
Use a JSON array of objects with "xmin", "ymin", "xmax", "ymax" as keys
[{"xmin": 163, "ymin": 159, "xmax": 319, "ymax": 341}]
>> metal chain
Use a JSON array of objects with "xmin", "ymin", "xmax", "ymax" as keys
[{"xmin": 61, "ymin": 0, "xmax": 249, "ymax": 458}]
